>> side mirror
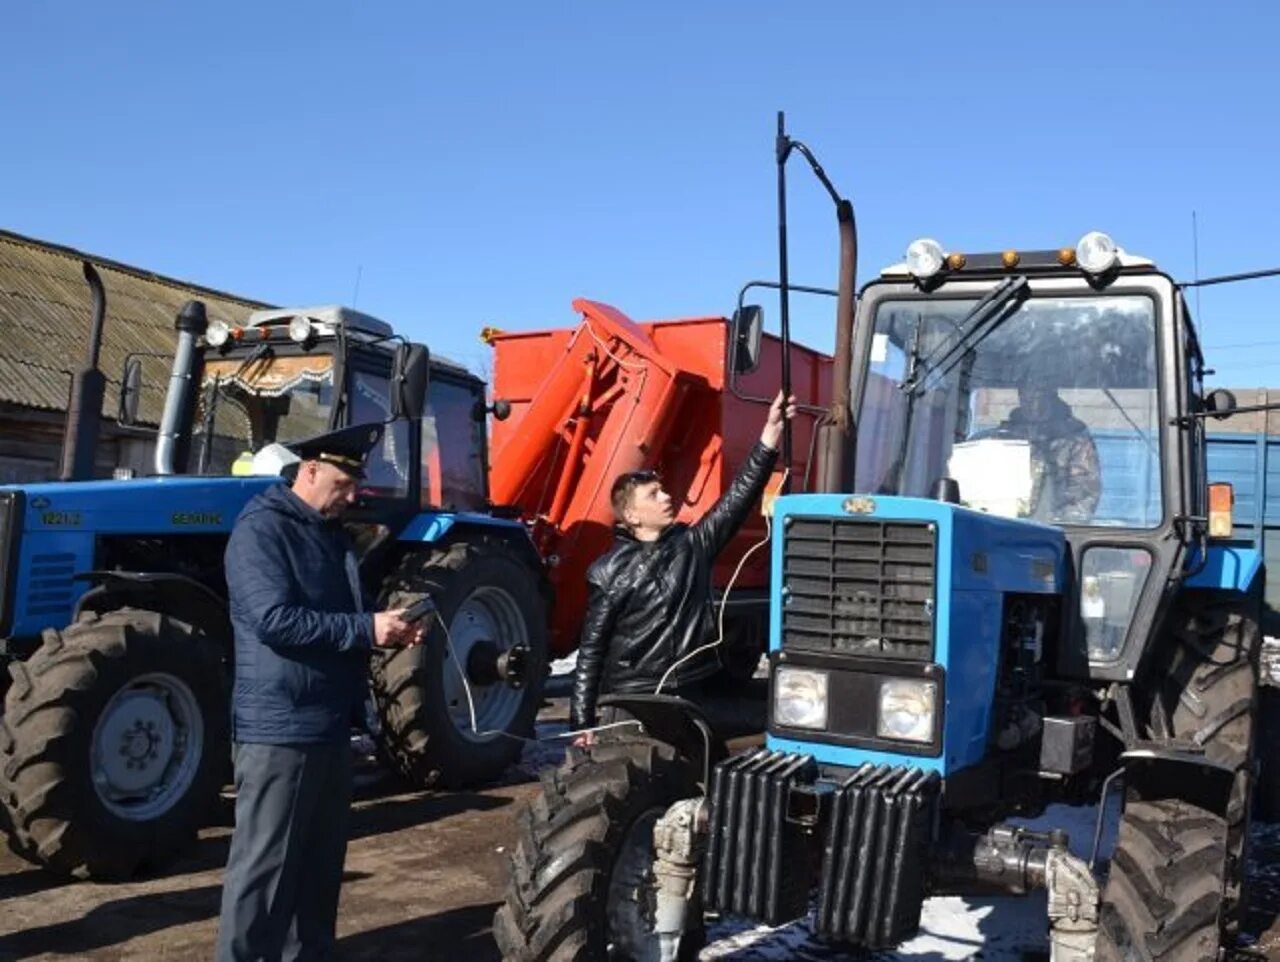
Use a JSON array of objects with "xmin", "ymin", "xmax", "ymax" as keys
[
  {"xmin": 1204, "ymin": 388, "xmax": 1238, "ymax": 420},
  {"xmin": 471, "ymin": 399, "xmax": 512, "ymax": 422},
  {"xmin": 391, "ymin": 342, "xmax": 430, "ymax": 421},
  {"xmin": 730, "ymin": 305, "xmax": 764, "ymax": 375},
  {"xmin": 118, "ymin": 356, "xmax": 142, "ymax": 426}
]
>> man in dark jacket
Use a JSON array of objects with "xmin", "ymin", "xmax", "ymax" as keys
[
  {"xmin": 215, "ymin": 423, "xmax": 422, "ymax": 962},
  {"xmin": 570, "ymin": 392, "xmax": 795, "ymax": 734}
]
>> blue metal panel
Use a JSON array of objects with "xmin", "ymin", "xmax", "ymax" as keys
[
  {"xmin": 395, "ymin": 510, "xmax": 527, "ymax": 543},
  {"xmin": 1183, "ymin": 544, "xmax": 1263, "ymax": 592},
  {"xmin": 765, "ymin": 494, "xmax": 1066, "ymax": 776}
]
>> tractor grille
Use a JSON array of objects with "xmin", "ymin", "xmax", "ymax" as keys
[
  {"xmin": 814, "ymin": 764, "xmax": 939, "ymax": 948},
  {"xmin": 782, "ymin": 517, "xmax": 935, "ymax": 660},
  {"xmin": 704, "ymin": 749, "xmax": 817, "ymax": 925},
  {"xmin": 23, "ymin": 552, "xmax": 76, "ymax": 618}
]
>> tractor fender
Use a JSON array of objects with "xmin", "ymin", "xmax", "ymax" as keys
[
  {"xmin": 397, "ymin": 512, "xmax": 544, "ymax": 578},
  {"xmin": 1119, "ymin": 747, "xmax": 1236, "ymax": 816},
  {"xmin": 73, "ymin": 571, "xmax": 231, "ymax": 651},
  {"xmin": 1183, "ymin": 543, "xmax": 1264, "ymax": 593},
  {"xmin": 597, "ymin": 693, "xmax": 729, "ymax": 788}
]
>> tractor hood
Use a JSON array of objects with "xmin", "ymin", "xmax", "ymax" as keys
[
  {"xmin": 0, "ymin": 475, "xmax": 279, "ymax": 640},
  {"xmin": 0, "ymin": 475, "xmax": 278, "ymax": 536}
]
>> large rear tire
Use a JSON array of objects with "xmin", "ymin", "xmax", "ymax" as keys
[
  {"xmin": 1155, "ymin": 589, "xmax": 1260, "ymax": 931},
  {"xmin": 0, "ymin": 609, "xmax": 227, "ymax": 879},
  {"xmin": 1096, "ymin": 798, "xmax": 1228, "ymax": 962},
  {"xmin": 371, "ymin": 539, "xmax": 548, "ymax": 788},
  {"xmin": 493, "ymin": 736, "xmax": 705, "ymax": 962}
]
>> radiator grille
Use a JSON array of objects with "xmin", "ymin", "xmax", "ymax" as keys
[
  {"xmin": 782, "ymin": 517, "xmax": 935, "ymax": 660},
  {"xmin": 24, "ymin": 552, "xmax": 76, "ymax": 618}
]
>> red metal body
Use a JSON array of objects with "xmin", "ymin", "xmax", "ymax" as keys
[{"xmin": 489, "ymin": 299, "xmax": 831, "ymax": 655}]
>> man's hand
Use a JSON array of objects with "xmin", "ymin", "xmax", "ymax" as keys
[
  {"xmin": 571, "ymin": 730, "xmax": 595, "ymax": 749},
  {"xmin": 760, "ymin": 391, "xmax": 798, "ymax": 450},
  {"xmin": 373, "ymin": 610, "xmax": 426, "ymax": 649}
]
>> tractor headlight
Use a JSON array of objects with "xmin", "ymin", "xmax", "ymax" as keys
[
  {"xmin": 877, "ymin": 679, "xmax": 937, "ymax": 743},
  {"xmin": 1075, "ymin": 231, "xmax": 1119, "ymax": 275},
  {"xmin": 773, "ymin": 667, "xmax": 829, "ymax": 730},
  {"xmin": 905, "ymin": 238, "xmax": 946, "ymax": 280},
  {"xmin": 205, "ymin": 319, "xmax": 231, "ymax": 347},
  {"xmin": 288, "ymin": 315, "xmax": 315, "ymax": 344}
]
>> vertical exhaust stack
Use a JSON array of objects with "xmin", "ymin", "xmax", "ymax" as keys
[
  {"xmin": 154, "ymin": 300, "xmax": 207, "ymax": 476},
  {"xmin": 814, "ymin": 199, "xmax": 857, "ymax": 493},
  {"xmin": 773, "ymin": 113, "xmax": 858, "ymax": 494},
  {"xmin": 59, "ymin": 262, "xmax": 108, "ymax": 481}
]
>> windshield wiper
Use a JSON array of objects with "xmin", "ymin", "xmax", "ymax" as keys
[{"xmin": 900, "ymin": 275, "xmax": 1030, "ymax": 396}]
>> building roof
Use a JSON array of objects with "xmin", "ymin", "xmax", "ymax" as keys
[{"xmin": 0, "ymin": 229, "xmax": 271, "ymax": 423}]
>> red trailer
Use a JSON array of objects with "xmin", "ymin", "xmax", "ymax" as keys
[{"xmin": 487, "ymin": 298, "xmax": 831, "ymax": 670}]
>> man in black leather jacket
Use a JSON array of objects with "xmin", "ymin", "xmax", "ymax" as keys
[{"xmin": 570, "ymin": 392, "xmax": 795, "ymax": 732}]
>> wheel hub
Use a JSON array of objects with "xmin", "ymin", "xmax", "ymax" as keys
[
  {"xmin": 97, "ymin": 692, "xmax": 177, "ymax": 793},
  {"xmin": 90, "ymin": 672, "xmax": 205, "ymax": 820},
  {"xmin": 441, "ymin": 587, "xmax": 531, "ymax": 741}
]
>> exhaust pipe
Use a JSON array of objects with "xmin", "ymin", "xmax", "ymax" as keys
[
  {"xmin": 154, "ymin": 300, "xmax": 208, "ymax": 476},
  {"xmin": 59, "ymin": 262, "xmax": 108, "ymax": 481},
  {"xmin": 814, "ymin": 199, "xmax": 858, "ymax": 493},
  {"xmin": 772, "ymin": 113, "xmax": 858, "ymax": 494}
]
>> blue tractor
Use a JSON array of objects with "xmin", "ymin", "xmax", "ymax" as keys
[
  {"xmin": 495, "ymin": 126, "xmax": 1279, "ymax": 961},
  {"xmin": 0, "ymin": 300, "xmax": 548, "ymax": 879}
]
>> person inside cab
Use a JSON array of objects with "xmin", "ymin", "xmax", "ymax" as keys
[{"xmin": 995, "ymin": 383, "xmax": 1101, "ymax": 524}]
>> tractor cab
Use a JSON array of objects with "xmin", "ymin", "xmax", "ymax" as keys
[
  {"xmin": 147, "ymin": 305, "xmax": 490, "ymax": 516},
  {"xmin": 849, "ymin": 233, "xmax": 1208, "ymax": 682}
]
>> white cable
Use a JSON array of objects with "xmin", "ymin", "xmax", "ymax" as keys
[{"xmin": 653, "ymin": 467, "xmax": 789, "ymax": 696}]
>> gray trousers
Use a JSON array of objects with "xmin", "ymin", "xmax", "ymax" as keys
[{"xmin": 215, "ymin": 741, "xmax": 353, "ymax": 962}]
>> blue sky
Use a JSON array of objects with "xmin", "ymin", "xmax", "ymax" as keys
[{"xmin": 4, "ymin": 3, "xmax": 1279, "ymax": 386}]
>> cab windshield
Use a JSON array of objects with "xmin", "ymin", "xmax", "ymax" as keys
[
  {"xmin": 192, "ymin": 350, "xmax": 335, "ymax": 476},
  {"xmin": 190, "ymin": 348, "xmax": 410, "ymax": 498},
  {"xmin": 854, "ymin": 293, "xmax": 1162, "ymax": 528}
]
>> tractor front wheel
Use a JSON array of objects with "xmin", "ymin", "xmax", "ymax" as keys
[
  {"xmin": 493, "ymin": 735, "xmax": 705, "ymax": 962},
  {"xmin": 0, "ymin": 609, "xmax": 227, "ymax": 879}
]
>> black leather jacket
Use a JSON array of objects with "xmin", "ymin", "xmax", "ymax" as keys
[{"xmin": 570, "ymin": 441, "xmax": 778, "ymax": 728}]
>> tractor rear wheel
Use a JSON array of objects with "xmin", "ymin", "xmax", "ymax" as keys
[
  {"xmin": 1096, "ymin": 798, "xmax": 1228, "ymax": 962},
  {"xmin": 0, "ymin": 609, "xmax": 227, "ymax": 879},
  {"xmin": 493, "ymin": 735, "xmax": 705, "ymax": 962},
  {"xmin": 1097, "ymin": 589, "xmax": 1262, "ymax": 958},
  {"xmin": 371, "ymin": 539, "xmax": 548, "ymax": 788},
  {"xmin": 1156, "ymin": 589, "xmax": 1260, "ymax": 933}
]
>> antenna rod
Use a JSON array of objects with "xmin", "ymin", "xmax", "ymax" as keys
[
  {"xmin": 1180, "ymin": 266, "xmax": 1280, "ymax": 289},
  {"xmin": 776, "ymin": 111, "xmax": 794, "ymax": 485},
  {"xmin": 1192, "ymin": 211, "xmax": 1202, "ymax": 334}
]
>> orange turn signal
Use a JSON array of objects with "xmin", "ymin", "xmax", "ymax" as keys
[
  {"xmin": 1057, "ymin": 248, "xmax": 1077, "ymax": 266},
  {"xmin": 1208, "ymin": 482, "xmax": 1234, "ymax": 538},
  {"xmin": 1002, "ymin": 250, "xmax": 1020, "ymax": 268},
  {"xmin": 946, "ymin": 252, "xmax": 967, "ymax": 270}
]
